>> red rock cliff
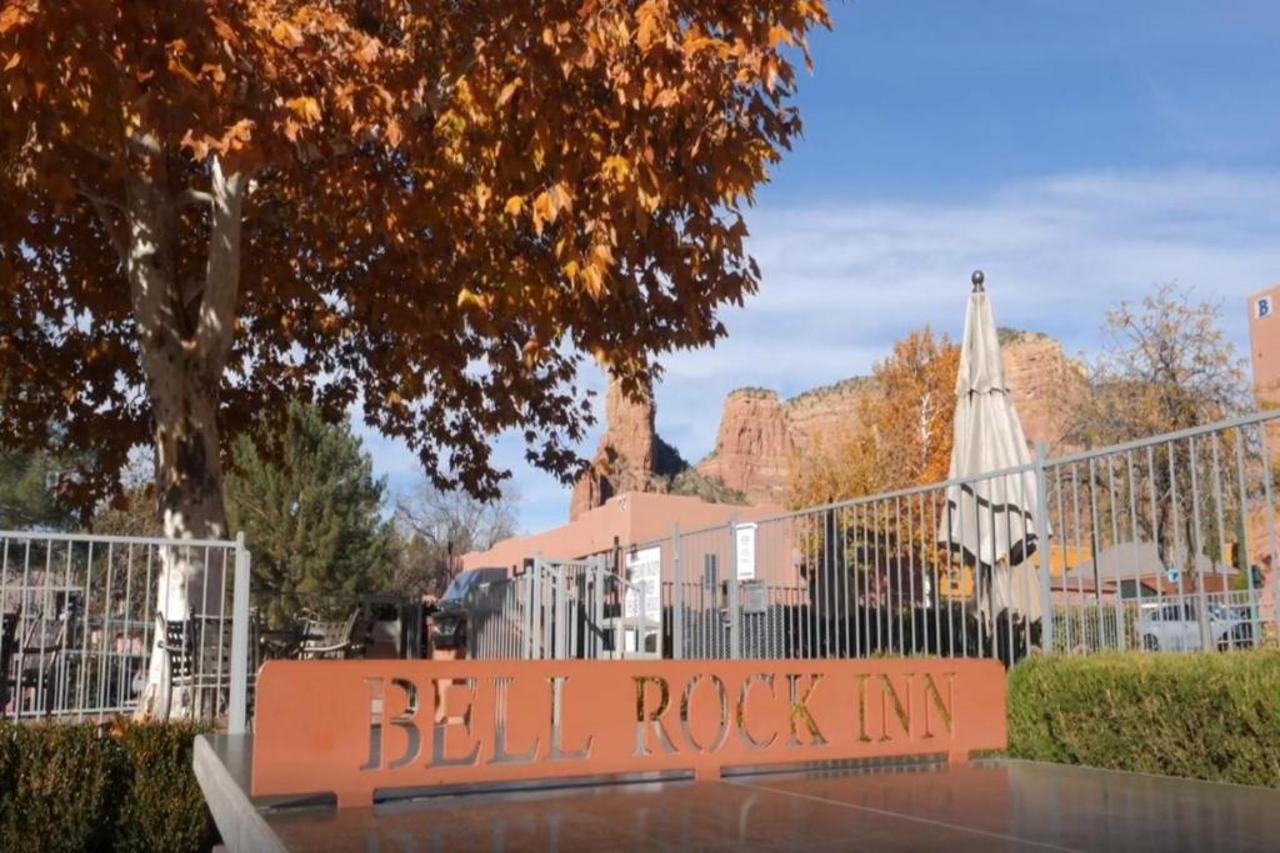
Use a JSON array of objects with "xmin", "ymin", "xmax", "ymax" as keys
[
  {"xmin": 570, "ymin": 330, "xmax": 1087, "ymax": 517},
  {"xmin": 694, "ymin": 333, "xmax": 1084, "ymax": 505},
  {"xmin": 568, "ymin": 377, "xmax": 658, "ymax": 520},
  {"xmin": 696, "ymin": 389, "xmax": 794, "ymax": 504}
]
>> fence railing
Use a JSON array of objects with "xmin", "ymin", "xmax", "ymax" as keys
[
  {"xmin": 466, "ymin": 556, "xmax": 658, "ymax": 660},
  {"xmin": 0, "ymin": 531, "xmax": 252, "ymax": 729},
  {"xmin": 468, "ymin": 410, "xmax": 1280, "ymax": 666}
]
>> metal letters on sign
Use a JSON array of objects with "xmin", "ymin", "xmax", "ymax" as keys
[
  {"xmin": 1259, "ymin": 296, "xmax": 1273, "ymax": 319},
  {"xmin": 251, "ymin": 659, "xmax": 1007, "ymax": 807}
]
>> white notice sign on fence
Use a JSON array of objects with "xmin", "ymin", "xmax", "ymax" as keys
[
  {"xmin": 625, "ymin": 546, "xmax": 662, "ymax": 623},
  {"xmin": 735, "ymin": 523, "xmax": 757, "ymax": 580}
]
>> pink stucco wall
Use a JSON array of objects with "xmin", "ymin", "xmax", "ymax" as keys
[{"xmin": 461, "ymin": 492, "xmax": 783, "ymax": 573}]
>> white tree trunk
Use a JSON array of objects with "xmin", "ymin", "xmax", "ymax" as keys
[{"xmin": 128, "ymin": 153, "xmax": 245, "ymax": 720}]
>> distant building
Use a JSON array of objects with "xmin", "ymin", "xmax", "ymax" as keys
[
  {"xmin": 1250, "ymin": 286, "xmax": 1280, "ymax": 401},
  {"xmin": 462, "ymin": 491, "xmax": 784, "ymax": 576},
  {"xmin": 1248, "ymin": 285, "xmax": 1280, "ymax": 457}
]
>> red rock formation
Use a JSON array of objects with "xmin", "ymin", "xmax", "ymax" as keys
[
  {"xmin": 570, "ymin": 330, "xmax": 1089, "ymax": 517},
  {"xmin": 697, "ymin": 389, "xmax": 794, "ymax": 504},
  {"xmin": 602, "ymin": 376, "xmax": 656, "ymax": 475},
  {"xmin": 695, "ymin": 380, "xmax": 869, "ymax": 506},
  {"xmin": 783, "ymin": 378, "xmax": 870, "ymax": 456},
  {"xmin": 569, "ymin": 377, "xmax": 658, "ymax": 520},
  {"xmin": 694, "ymin": 333, "xmax": 1086, "ymax": 506},
  {"xmin": 1001, "ymin": 331, "xmax": 1088, "ymax": 451}
]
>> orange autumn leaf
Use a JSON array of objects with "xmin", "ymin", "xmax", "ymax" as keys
[
  {"xmin": 385, "ymin": 117, "xmax": 402, "ymax": 147},
  {"xmin": 271, "ymin": 21, "xmax": 303, "ymax": 48},
  {"xmin": 531, "ymin": 189, "xmax": 555, "ymax": 233},
  {"xmin": 287, "ymin": 96, "xmax": 322, "ymax": 124},
  {"xmin": 497, "ymin": 77, "xmax": 522, "ymax": 106},
  {"xmin": 0, "ymin": 6, "xmax": 29, "ymax": 34}
]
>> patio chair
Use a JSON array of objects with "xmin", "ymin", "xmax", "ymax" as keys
[
  {"xmin": 155, "ymin": 611, "xmax": 240, "ymax": 719},
  {"xmin": 153, "ymin": 612, "xmax": 197, "ymax": 718},
  {"xmin": 0, "ymin": 610, "xmax": 17, "ymax": 712},
  {"xmin": 298, "ymin": 608, "xmax": 360, "ymax": 660},
  {"xmin": 14, "ymin": 611, "xmax": 70, "ymax": 718}
]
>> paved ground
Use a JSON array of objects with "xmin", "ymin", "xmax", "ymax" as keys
[{"xmin": 262, "ymin": 759, "xmax": 1280, "ymax": 851}]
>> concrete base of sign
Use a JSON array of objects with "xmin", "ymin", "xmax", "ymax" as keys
[
  {"xmin": 193, "ymin": 736, "xmax": 288, "ymax": 853},
  {"xmin": 196, "ymin": 734, "xmax": 1280, "ymax": 851}
]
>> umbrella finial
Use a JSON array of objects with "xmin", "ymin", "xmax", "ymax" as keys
[{"xmin": 971, "ymin": 269, "xmax": 985, "ymax": 292}]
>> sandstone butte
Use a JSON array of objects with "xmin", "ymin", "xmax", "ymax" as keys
[{"xmin": 570, "ymin": 330, "xmax": 1089, "ymax": 520}]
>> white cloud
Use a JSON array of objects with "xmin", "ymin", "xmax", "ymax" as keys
[{"xmin": 366, "ymin": 169, "xmax": 1280, "ymax": 533}]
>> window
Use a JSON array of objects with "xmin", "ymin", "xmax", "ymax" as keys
[
  {"xmin": 1119, "ymin": 580, "xmax": 1158, "ymax": 600},
  {"xmin": 703, "ymin": 554, "xmax": 718, "ymax": 589}
]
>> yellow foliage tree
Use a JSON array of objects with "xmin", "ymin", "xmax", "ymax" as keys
[
  {"xmin": 0, "ymin": 0, "xmax": 831, "ymax": 715},
  {"xmin": 787, "ymin": 327, "xmax": 961, "ymax": 606},
  {"xmin": 789, "ymin": 327, "xmax": 960, "ymax": 508}
]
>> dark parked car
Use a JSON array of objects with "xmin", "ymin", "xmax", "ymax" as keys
[{"xmin": 428, "ymin": 567, "xmax": 509, "ymax": 653}]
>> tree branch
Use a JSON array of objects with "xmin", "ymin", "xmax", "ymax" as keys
[
  {"xmin": 195, "ymin": 156, "xmax": 247, "ymax": 374},
  {"xmin": 72, "ymin": 140, "xmax": 115, "ymax": 165},
  {"xmin": 126, "ymin": 131, "xmax": 163, "ymax": 157},
  {"xmin": 77, "ymin": 183, "xmax": 123, "ymax": 212},
  {"xmin": 77, "ymin": 184, "xmax": 128, "ymax": 265},
  {"xmin": 177, "ymin": 188, "xmax": 215, "ymax": 209}
]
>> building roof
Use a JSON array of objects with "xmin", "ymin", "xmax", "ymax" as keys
[
  {"xmin": 1059, "ymin": 541, "xmax": 1235, "ymax": 584},
  {"xmin": 461, "ymin": 492, "xmax": 781, "ymax": 572}
]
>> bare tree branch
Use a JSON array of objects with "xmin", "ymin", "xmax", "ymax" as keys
[
  {"xmin": 176, "ymin": 187, "xmax": 215, "ymax": 209},
  {"xmin": 77, "ymin": 183, "xmax": 127, "ymax": 265},
  {"xmin": 196, "ymin": 157, "xmax": 246, "ymax": 374},
  {"xmin": 71, "ymin": 140, "xmax": 115, "ymax": 164}
]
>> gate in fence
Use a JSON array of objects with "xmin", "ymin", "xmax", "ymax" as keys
[
  {"xmin": 468, "ymin": 410, "xmax": 1280, "ymax": 666},
  {"xmin": 465, "ymin": 556, "xmax": 659, "ymax": 660},
  {"xmin": 0, "ymin": 531, "xmax": 252, "ymax": 730}
]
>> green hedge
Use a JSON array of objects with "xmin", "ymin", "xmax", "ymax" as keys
[
  {"xmin": 1009, "ymin": 651, "xmax": 1280, "ymax": 787},
  {"xmin": 0, "ymin": 720, "xmax": 214, "ymax": 852}
]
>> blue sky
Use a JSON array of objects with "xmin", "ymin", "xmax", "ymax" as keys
[{"xmin": 366, "ymin": 1, "xmax": 1280, "ymax": 534}]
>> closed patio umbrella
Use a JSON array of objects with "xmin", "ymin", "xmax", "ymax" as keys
[{"xmin": 938, "ymin": 271, "xmax": 1044, "ymax": 622}]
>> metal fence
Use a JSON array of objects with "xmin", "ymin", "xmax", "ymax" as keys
[
  {"xmin": 0, "ymin": 531, "xmax": 252, "ymax": 729},
  {"xmin": 466, "ymin": 556, "xmax": 659, "ymax": 660},
  {"xmin": 468, "ymin": 410, "xmax": 1280, "ymax": 665}
]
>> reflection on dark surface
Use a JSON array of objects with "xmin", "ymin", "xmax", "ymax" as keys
[{"xmin": 264, "ymin": 759, "xmax": 1280, "ymax": 852}]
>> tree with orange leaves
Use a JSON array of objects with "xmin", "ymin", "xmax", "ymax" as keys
[
  {"xmin": 0, "ymin": 0, "xmax": 829, "ymax": 714},
  {"xmin": 789, "ymin": 327, "xmax": 960, "ymax": 507},
  {"xmin": 788, "ymin": 328, "xmax": 959, "ymax": 609}
]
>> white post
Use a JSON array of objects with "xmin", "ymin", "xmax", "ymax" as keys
[
  {"xmin": 672, "ymin": 524, "xmax": 683, "ymax": 660},
  {"xmin": 227, "ymin": 533, "xmax": 252, "ymax": 735},
  {"xmin": 1035, "ymin": 444, "xmax": 1054, "ymax": 653},
  {"xmin": 727, "ymin": 521, "xmax": 741, "ymax": 660}
]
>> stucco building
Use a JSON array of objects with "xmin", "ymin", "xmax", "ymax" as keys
[{"xmin": 461, "ymin": 492, "xmax": 783, "ymax": 574}]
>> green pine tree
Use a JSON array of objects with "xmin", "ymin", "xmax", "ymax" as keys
[
  {"xmin": 0, "ymin": 448, "xmax": 75, "ymax": 530},
  {"xmin": 226, "ymin": 401, "xmax": 394, "ymax": 624}
]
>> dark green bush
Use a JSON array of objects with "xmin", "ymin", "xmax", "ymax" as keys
[
  {"xmin": 114, "ymin": 722, "xmax": 213, "ymax": 852},
  {"xmin": 0, "ymin": 720, "xmax": 214, "ymax": 852},
  {"xmin": 1009, "ymin": 651, "xmax": 1280, "ymax": 787},
  {"xmin": 0, "ymin": 723, "xmax": 123, "ymax": 850}
]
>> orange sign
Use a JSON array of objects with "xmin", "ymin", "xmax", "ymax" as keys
[{"xmin": 251, "ymin": 659, "xmax": 1007, "ymax": 807}]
